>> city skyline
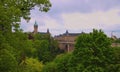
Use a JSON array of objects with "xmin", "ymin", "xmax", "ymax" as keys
[{"xmin": 20, "ymin": 0, "xmax": 120, "ymax": 37}]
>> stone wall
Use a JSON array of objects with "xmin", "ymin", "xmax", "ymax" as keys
[{"xmin": 54, "ymin": 35, "xmax": 77, "ymax": 52}]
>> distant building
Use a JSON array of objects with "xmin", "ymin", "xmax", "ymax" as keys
[
  {"xmin": 28, "ymin": 21, "xmax": 50, "ymax": 40},
  {"xmin": 33, "ymin": 21, "xmax": 38, "ymax": 34},
  {"xmin": 33, "ymin": 21, "xmax": 50, "ymax": 34},
  {"xmin": 111, "ymin": 32, "xmax": 120, "ymax": 47},
  {"xmin": 111, "ymin": 43, "xmax": 120, "ymax": 47},
  {"xmin": 54, "ymin": 30, "xmax": 83, "ymax": 52}
]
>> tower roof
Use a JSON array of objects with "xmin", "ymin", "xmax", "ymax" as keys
[{"xmin": 34, "ymin": 21, "xmax": 38, "ymax": 26}]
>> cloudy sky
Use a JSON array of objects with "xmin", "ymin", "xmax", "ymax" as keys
[{"xmin": 20, "ymin": 0, "xmax": 120, "ymax": 37}]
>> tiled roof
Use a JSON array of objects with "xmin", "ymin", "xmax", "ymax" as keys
[{"xmin": 54, "ymin": 32, "xmax": 83, "ymax": 38}]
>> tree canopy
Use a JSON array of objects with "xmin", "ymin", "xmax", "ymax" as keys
[
  {"xmin": 42, "ymin": 29, "xmax": 120, "ymax": 72},
  {"xmin": 0, "ymin": 0, "xmax": 52, "ymax": 72},
  {"xmin": 0, "ymin": 0, "xmax": 51, "ymax": 33},
  {"xmin": 0, "ymin": 0, "xmax": 120, "ymax": 72},
  {"xmin": 71, "ymin": 29, "xmax": 116, "ymax": 72}
]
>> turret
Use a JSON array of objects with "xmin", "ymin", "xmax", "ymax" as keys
[{"xmin": 33, "ymin": 21, "xmax": 38, "ymax": 34}]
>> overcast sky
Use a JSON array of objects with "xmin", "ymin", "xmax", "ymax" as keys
[{"xmin": 20, "ymin": 0, "xmax": 120, "ymax": 37}]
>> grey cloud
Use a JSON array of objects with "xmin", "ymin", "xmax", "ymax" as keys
[{"xmin": 49, "ymin": 0, "xmax": 120, "ymax": 14}]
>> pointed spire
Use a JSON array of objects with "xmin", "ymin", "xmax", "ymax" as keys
[
  {"xmin": 34, "ymin": 21, "xmax": 38, "ymax": 27},
  {"xmin": 33, "ymin": 20, "xmax": 38, "ymax": 34}
]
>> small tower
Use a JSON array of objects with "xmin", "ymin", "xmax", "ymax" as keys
[
  {"xmin": 33, "ymin": 21, "xmax": 38, "ymax": 34},
  {"xmin": 47, "ymin": 28, "xmax": 50, "ymax": 34}
]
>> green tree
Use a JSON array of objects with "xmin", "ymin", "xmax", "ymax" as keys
[
  {"xmin": 42, "ymin": 62, "xmax": 57, "ymax": 72},
  {"xmin": 70, "ymin": 29, "xmax": 116, "ymax": 72},
  {"xmin": 19, "ymin": 57, "xmax": 43, "ymax": 72},
  {"xmin": 26, "ymin": 58, "xmax": 43, "ymax": 72},
  {"xmin": 42, "ymin": 53, "xmax": 72, "ymax": 72},
  {"xmin": 0, "ymin": 0, "xmax": 51, "ymax": 71},
  {"xmin": 33, "ymin": 33, "xmax": 63, "ymax": 63},
  {"xmin": 109, "ymin": 47, "xmax": 120, "ymax": 72},
  {"xmin": 54, "ymin": 53, "xmax": 72, "ymax": 72},
  {"xmin": 0, "ymin": 0, "xmax": 51, "ymax": 34},
  {"xmin": 34, "ymin": 40, "xmax": 52, "ymax": 63},
  {"xmin": 0, "ymin": 49, "xmax": 18, "ymax": 72}
]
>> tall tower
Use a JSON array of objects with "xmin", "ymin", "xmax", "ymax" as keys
[{"xmin": 33, "ymin": 21, "xmax": 38, "ymax": 34}]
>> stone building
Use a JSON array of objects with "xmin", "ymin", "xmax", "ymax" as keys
[
  {"xmin": 31, "ymin": 21, "xmax": 82, "ymax": 52},
  {"xmin": 33, "ymin": 21, "xmax": 50, "ymax": 34},
  {"xmin": 33, "ymin": 21, "xmax": 38, "ymax": 34},
  {"xmin": 111, "ymin": 33, "xmax": 120, "ymax": 47},
  {"xmin": 28, "ymin": 21, "xmax": 50, "ymax": 40},
  {"xmin": 54, "ymin": 30, "xmax": 82, "ymax": 52}
]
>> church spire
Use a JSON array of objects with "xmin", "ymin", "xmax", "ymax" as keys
[
  {"xmin": 34, "ymin": 21, "xmax": 38, "ymax": 27},
  {"xmin": 33, "ymin": 21, "xmax": 38, "ymax": 34}
]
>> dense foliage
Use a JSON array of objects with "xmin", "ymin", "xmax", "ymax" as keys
[
  {"xmin": 0, "ymin": 0, "xmax": 52, "ymax": 72},
  {"xmin": 0, "ymin": 0, "xmax": 120, "ymax": 72},
  {"xmin": 0, "ymin": 0, "xmax": 51, "ymax": 34},
  {"xmin": 42, "ymin": 29, "xmax": 120, "ymax": 72},
  {"xmin": 33, "ymin": 33, "xmax": 63, "ymax": 63},
  {"xmin": 72, "ymin": 29, "xmax": 116, "ymax": 72}
]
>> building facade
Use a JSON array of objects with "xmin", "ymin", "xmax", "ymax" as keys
[
  {"xmin": 54, "ymin": 30, "xmax": 82, "ymax": 52},
  {"xmin": 29, "ymin": 21, "xmax": 120, "ymax": 52}
]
